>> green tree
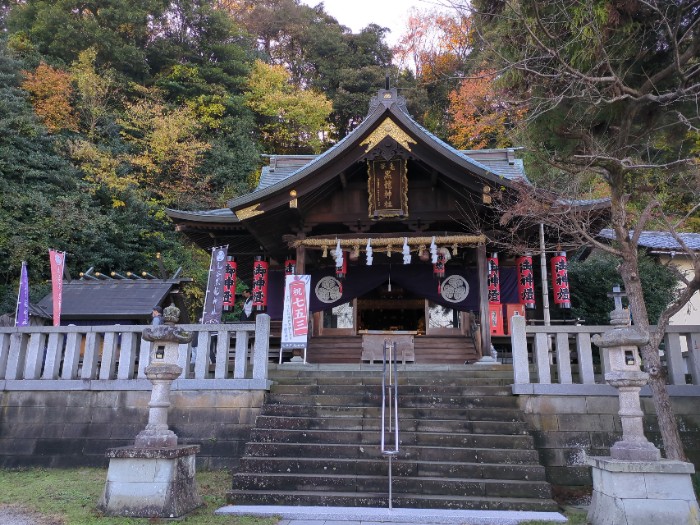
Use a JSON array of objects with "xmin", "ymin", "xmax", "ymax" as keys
[
  {"xmin": 0, "ymin": 40, "xmax": 175, "ymax": 312},
  {"xmin": 244, "ymin": 59, "xmax": 332, "ymax": 153},
  {"xmin": 569, "ymin": 252, "xmax": 677, "ymax": 326},
  {"xmin": 227, "ymin": 0, "xmax": 394, "ymax": 138},
  {"xmin": 118, "ymin": 87, "xmax": 213, "ymax": 208},
  {"xmin": 467, "ymin": 0, "xmax": 700, "ymax": 460},
  {"xmin": 7, "ymin": 0, "xmax": 169, "ymax": 79}
]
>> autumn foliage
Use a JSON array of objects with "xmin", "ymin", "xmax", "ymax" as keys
[
  {"xmin": 448, "ymin": 70, "xmax": 525, "ymax": 150},
  {"xmin": 21, "ymin": 63, "xmax": 78, "ymax": 133}
]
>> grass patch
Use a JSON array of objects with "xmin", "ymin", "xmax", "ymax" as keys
[{"xmin": 0, "ymin": 468, "xmax": 278, "ymax": 525}]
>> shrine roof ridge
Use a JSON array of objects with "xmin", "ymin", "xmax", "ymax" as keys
[{"xmin": 227, "ymin": 92, "xmax": 527, "ymax": 211}]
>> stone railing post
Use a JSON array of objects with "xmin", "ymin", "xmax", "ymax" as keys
[
  {"xmin": 252, "ymin": 314, "xmax": 270, "ymax": 380},
  {"xmin": 510, "ymin": 313, "xmax": 530, "ymax": 384}
]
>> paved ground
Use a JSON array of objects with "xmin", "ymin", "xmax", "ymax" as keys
[
  {"xmin": 216, "ymin": 505, "xmax": 568, "ymax": 524},
  {"xmin": 0, "ymin": 505, "xmax": 62, "ymax": 525},
  {"xmin": 0, "ymin": 503, "xmax": 572, "ymax": 524}
]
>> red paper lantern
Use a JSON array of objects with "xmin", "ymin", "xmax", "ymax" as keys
[
  {"xmin": 516, "ymin": 254, "xmax": 536, "ymax": 310},
  {"xmin": 284, "ymin": 256, "xmax": 296, "ymax": 276},
  {"xmin": 433, "ymin": 250, "xmax": 446, "ymax": 292},
  {"xmin": 551, "ymin": 252, "xmax": 571, "ymax": 308},
  {"xmin": 252, "ymin": 255, "xmax": 269, "ymax": 312},
  {"xmin": 336, "ymin": 252, "xmax": 347, "ymax": 280},
  {"xmin": 433, "ymin": 251, "xmax": 446, "ymax": 280},
  {"xmin": 487, "ymin": 253, "xmax": 501, "ymax": 304},
  {"xmin": 222, "ymin": 256, "xmax": 237, "ymax": 311}
]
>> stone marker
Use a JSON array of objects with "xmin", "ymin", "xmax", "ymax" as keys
[{"xmin": 98, "ymin": 305, "xmax": 203, "ymax": 518}]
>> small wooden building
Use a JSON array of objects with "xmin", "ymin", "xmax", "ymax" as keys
[{"xmin": 168, "ymin": 87, "xmax": 588, "ymax": 363}]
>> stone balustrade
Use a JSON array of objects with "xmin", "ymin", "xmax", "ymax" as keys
[
  {"xmin": 509, "ymin": 315, "xmax": 700, "ymax": 395},
  {"xmin": 0, "ymin": 315, "xmax": 271, "ymax": 391}
]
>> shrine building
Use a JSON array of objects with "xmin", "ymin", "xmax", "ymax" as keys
[{"xmin": 167, "ymin": 87, "xmax": 600, "ymax": 364}]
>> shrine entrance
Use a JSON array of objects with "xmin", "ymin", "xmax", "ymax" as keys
[{"xmin": 313, "ymin": 266, "xmax": 473, "ymax": 339}]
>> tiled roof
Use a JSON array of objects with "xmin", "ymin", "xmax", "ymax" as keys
[
  {"xmin": 599, "ymin": 229, "xmax": 700, "ymax": 251},
  {"xmin": 37, "ymin": 280, "xmax": 181, "ymax": 320},
  {"xmin": 258, "ymin": 155, "xmax": 318, "ymax": 190},
  {"xmin": 255, "ymin": 148, "xmax": 528, "ymax": 192},
  {"xmin": 166, "ymin": 207, "xmax": 239, "ymax": 222}
]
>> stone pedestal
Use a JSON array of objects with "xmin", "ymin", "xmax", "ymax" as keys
[
  {"xmin": 587, "ymin": 457, "xmax": 699, "ymax": 525},
  {"xmin": 99, "ymin": 445, "xmax": 202, "ymax": 518}
]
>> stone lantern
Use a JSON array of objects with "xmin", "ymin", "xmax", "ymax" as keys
[
  {"xmin": 587, "ymin": 287, "xmax": 699, "ymax": 525},
  {"xmin": 134, "ymin": 304, "xmax": 193, "ymax": 448},
  {"xmin": 99, "ymin": 304, "xmax": 203, "ymax": 518},
  {"xmin": 591, "ymin": 304, "xmax": 659, "ymax": 461}
]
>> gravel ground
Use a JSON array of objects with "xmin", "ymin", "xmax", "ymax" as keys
[{"xmin": 0, "ymin": 505, "xmax": 62, "ymax": 525}]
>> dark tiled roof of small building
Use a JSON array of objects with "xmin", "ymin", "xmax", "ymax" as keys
[
  {"xmin": 599, "ymin": 229, "xmax": 700, "ymax": 251},
  {"xmin": 37, "ymin": 280, "xmax": 183, "ymax": 321}
]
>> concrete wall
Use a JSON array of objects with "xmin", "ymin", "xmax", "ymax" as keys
[
  {"xmin": 521, "ymin": 394, "xmax": 700, "ymax": 497},
  {"xmin": 0, "ymin": 389, "xmax": 265, "ymax": 470}
]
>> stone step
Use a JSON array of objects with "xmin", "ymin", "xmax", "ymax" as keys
[
  {"xmin": 260, "ymin": 404, "xmax": 524, "ymax": 422},
  {"xmin": 226, "ymin": 490, "xmax": 559, "ymax": 512},
  {"xmin": 253, "ymin": 415, "xmax": 528, "ymax": 435},
  {"xmin": 264, "ymin": 393, "xmax": 521, "ymax": 409},
  {"xmin": 268, "ymin": 384, "xmax": 513, "ymax": 396},
  {"xmin": 269, "ymin": 368, "xmax": 514, "ymax": 380},
  {"xmin": 242, "ymin": 443, "xmax": 542, "ymax": 464},
  {"xmin": 236, "ymin": 457, "xmax": 548, "ymax": 481},
  {"xmin": 234, "ymin": 367, "xmax": 553, "ymax": 511},
  {"xmin": 247, "ymin": 428, "xmax": 534, "ymax": 449},
  {"xmin": 230, "ymin": 473, "xmax": 553, "ymax": 499},
  {"xmin": 274, "ymin": 376, "xmax": 515, "ymax": 387}
]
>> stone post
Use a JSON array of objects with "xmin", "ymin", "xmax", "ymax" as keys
[
  {"xmin": 99, "ymin": 305, "xmax": 203, "ymax": 518},
  {"xmin": 586, "ymin": 291, "xmax": 699, "ymax": 525}
]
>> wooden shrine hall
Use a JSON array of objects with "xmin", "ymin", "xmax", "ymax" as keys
[{"xmin": 167, "ymin": 87, "xmax": 604, "ymax": 364}]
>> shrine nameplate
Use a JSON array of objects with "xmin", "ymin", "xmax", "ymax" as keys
[{"xmin": 367, "ymin": 159, "xmax": 408, "ymax": 219}]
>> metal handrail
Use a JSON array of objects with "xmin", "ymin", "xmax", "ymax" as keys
[{"xmin": 380, "ymin": 339, "xmax": 400, "ymax": 509}]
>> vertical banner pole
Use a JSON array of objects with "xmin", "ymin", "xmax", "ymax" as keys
[
  {"xmin": 15, "ymin": 261, "xmax": 29, "ymax": 327},
  {"xmin": 48, "ymin": 250, "xmax": 66, "ymax": 327}
]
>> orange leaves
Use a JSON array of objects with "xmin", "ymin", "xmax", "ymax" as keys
[
  {"xmin": 394, "ymin": 8, "xmax": 471, "ymax": 81},
  {"xmin": 21, "ymin": 63, "xmax": 78, "ymax": 133},
  {"xmin": 447, "ymin": 70, "xmax": 525, "ymax": 150}
]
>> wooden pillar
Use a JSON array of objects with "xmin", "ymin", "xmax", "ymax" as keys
[
  {"xmin": 295, "ymin": 233, "xmax": 306, "ymax": 275},
  {"xmin": 477, "ymin": 243, "xmax": 490, "ymax": 358}
]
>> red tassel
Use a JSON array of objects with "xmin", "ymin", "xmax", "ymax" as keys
[{"xmin": 437, "ymin": 280, "xmax": 441, "ymax": 294}]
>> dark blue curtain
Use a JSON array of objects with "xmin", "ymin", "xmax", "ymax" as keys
[{"xmin": 266, "ymin": 263, "xmax": 518, "ymax": 320}]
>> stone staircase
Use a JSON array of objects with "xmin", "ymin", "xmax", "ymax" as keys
[{"xmin": 228, "ymin": 366, "xmax": 558, "ymax": 511}]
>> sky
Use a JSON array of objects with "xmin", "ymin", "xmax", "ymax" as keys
[{"xmin": 298, "ymin": 0, "xmax": 446, "ymax": 46}]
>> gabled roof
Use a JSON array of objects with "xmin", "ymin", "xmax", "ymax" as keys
[
  {"xmin": 36, "ymin": 280, "xmax": 185, "ymax": 321},
  {"xmin": 599, "ymin": 229, "xmax": 700, "ymax": 252},
  {"xmin": 227, "ymin": 88, "xmax": 527, "ymax": 212},
  {"xmin": 255, "ymin": 147, "xmax": 528, "ymax": 198}
]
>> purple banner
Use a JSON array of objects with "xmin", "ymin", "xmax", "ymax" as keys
[
  {"xmin": 15, "ymin": 261, "xmax": 29, "ymax": 327},
  {"xmin": 202, "ymin": 246, "xmax": 228, "ymax": 324}
]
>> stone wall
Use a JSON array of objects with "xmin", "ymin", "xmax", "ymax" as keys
[
  {"xmin": 521, "ymin": 393, "xmax": 700, "ymax": 496},
  {"xmin": 0, "ymin": 389, "xmax": 265, "ymax": 470}
]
